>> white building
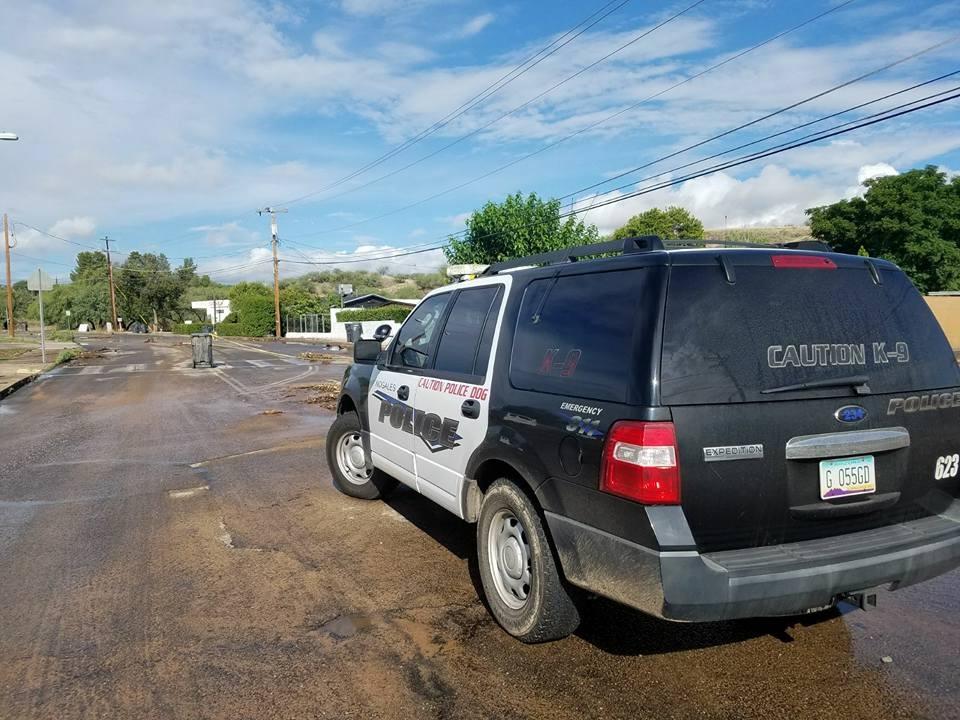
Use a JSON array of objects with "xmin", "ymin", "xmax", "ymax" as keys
[{"xmin": 191, "ymin": 299, "xmax": 231, "ymax": 324}]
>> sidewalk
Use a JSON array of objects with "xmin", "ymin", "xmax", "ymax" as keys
[{"xmin": 0, "ymin": 342, "xmax": 78, "ymax": 400}]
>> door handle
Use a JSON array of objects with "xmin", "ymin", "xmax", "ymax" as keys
[
  {"xmin": 461, "ymin": 399, "xmax": 480, "ymax": 419},
  {"xmin": 398, "ymin": 385, "xmax": 409, "ymax": 401}
]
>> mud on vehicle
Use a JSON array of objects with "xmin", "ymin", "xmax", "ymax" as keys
[{"xmin": 325, "ymin": 235, "xmax": 960, "ymax": 643}]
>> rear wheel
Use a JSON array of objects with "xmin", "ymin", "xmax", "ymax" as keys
[
  {"xmin": 325, "ymin": 411, "xmax": 396, "ymax": 499},
  {"xmin": 477, "ymin": 479, "xmax": 581, "ymax": 642}
]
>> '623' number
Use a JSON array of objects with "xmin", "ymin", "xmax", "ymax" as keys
[{"xmin": 935, "ymin": 454, "xmax": 960, "ymax": 480}]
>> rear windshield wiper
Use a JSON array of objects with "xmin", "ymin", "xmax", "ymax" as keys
[{"xmin": 761, "ymin": 374, "xmax": 871, "ymax": 395}]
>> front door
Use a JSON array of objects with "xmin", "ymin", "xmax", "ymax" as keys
[
  {"xmin": 412, "ymin": 281, "xmax": 506, "ymax": 516},
  {"xmin": 367, "ymin": 292, "xmax": 452, "ymax": 489}
]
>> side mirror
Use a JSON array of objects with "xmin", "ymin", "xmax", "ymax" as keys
[
  {"xmin": 353, "ymin": 338, "xmax": 382, "ymax": 364},
  {"xmin": 373, "ymin": 324, "xmax": 392, "ymax": 341}
]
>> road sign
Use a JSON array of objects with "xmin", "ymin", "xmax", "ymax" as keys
[{"xmin": 27, "ymin": 268, "xmax": 54, "ymax": 292}]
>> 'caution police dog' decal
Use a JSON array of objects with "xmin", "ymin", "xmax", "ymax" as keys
[{"xmin": 373, "ymin": 390, "xmax": 462, "ymax": 453}]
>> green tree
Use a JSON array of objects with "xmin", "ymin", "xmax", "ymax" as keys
[
  {"xmin": 444, "ymin": 192, "xmax": 600, "ymax": 265},
  {"xmin": 611, "ymin": 206, "xmax": 705, "ymax": 241},
  {"xmin": 806, "ymin": 166, "xmax": 960, "ymax": 293}
]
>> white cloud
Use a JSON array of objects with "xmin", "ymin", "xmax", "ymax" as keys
[
  {"xmin": 49, "ymin": 216, "xmax": 97, "ymax": 240},
  {"xmin": 199, "ymin": 241, "xmax": 445, "ymax": 281},
  {"xmin": 857, "ymin": 162, "xmax": 898, "ymax": 184},
  {"xmin": 573, "ymin": 163, "xmax": 856, "ymax": 233},
  {"xmin": 338, "ymin": 0, "xmax": 441, "ymax": 17},
  {"xmin": 449, "ymin": 13, "xmax": 495, "ymax": 40},
  {"xmin": 189, "ymin": 221, "xmax": 263, "ymax": 248}
]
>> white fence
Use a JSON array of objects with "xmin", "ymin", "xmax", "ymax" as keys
[{"xmin": 284, "ymin": 311, "xmax": 402, "ymax": 341}]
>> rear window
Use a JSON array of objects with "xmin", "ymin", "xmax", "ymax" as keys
[
  {"xmin": 661, "ymin": 262, "xmax": 960, "ymax": 405},
  {"xmin": 510, "ymin": 269, "xmax": 649, "ymax": 402}
]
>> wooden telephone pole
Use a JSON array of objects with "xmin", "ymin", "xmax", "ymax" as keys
[
  {"xmin": 3, "ymin": 214, "xmax": 14, "ymax": 337},
  {"xmin": 103, "ymin": 236, "xmax": 119, "ymax": 331},
  {"xmin": 258, "ymin": 207, "xmax": 287, "ymax": 338}
]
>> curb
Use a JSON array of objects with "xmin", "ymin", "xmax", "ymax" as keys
[{"xmin": 0, "ymin": 370, "xmax": 43, "ymax": 402}]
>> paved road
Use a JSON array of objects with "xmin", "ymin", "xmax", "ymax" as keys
[{"xmin": 0, "ymin": 336, "xmax": 957, "ymax": 719}]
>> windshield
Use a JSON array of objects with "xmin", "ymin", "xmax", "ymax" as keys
[{"xmin": 661, "ymin": 262, "xmax": 960, "ymax": 405}]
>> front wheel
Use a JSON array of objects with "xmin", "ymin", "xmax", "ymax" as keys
[
  {"xmin": 325, "ymin": 411, "xmax": 396, "ymax": 500},
  {"xmin": 477, "ymin": 479, "xmax": 581, "ymax": 643}
]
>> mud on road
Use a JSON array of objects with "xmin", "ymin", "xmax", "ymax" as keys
[{"xmin": 0, "ymin": 336, "xmax": 956, "ymax": 719}]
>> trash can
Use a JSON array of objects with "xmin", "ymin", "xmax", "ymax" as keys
[
  {"xmin": 345, "ymin": 322, "xmax": 363, "ymax": 343},
  {"xmin": 191, "ymin": 332, "xmax": 214, "ymax": 368}
]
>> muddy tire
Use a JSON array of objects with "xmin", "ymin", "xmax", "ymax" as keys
[
  {"xmin": 477, "ymin": 479, "xmax": 581, "ymax": 643},
  {"xmin": 325, "ymin": 411, "xmax": 396, "ymax": 500}
]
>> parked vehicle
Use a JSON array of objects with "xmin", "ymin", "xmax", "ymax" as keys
[{"xmin": 325, "ymin": 236, "xmax": 960, "ymax": 642}]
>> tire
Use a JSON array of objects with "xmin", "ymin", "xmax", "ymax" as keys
[
  {"xmin": 476, "ymin": 479, "xmax": 581, "ymax": 642},
  {"xmin": 325, "ymin": 411, "xmax": 396, "ymax": 500}
]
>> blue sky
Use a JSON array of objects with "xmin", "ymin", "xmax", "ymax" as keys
[{"xmin": 2, "ymin": 0, "xmax": 959, "ymax": 283}]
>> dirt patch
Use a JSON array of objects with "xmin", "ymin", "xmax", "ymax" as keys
[
  {"xmin": 285, "ymin": 380, "xmax": 341, "ymax": 410},
  {"xmin": 0, "ymin": 348, "xmax": 29, "ymax": 361}
]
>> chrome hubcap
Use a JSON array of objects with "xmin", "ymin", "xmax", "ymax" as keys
[
  {"xmin": 487, "ymin": 509, "xmax": 531, "ymax": 610},
  {"xmin": 336, "ymin": 432, "xmax": 372, "ymax": 485}
]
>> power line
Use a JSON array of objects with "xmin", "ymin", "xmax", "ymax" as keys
[
  {"xmin": 280, "ymin": 0, "xmax": 708, "ymax": 210},
  {"xmin": 277, "ymin": 82, "xmax": 959, "ymax": 268},
  {"xmin": 286, "ymin": 0, "xmax": 862, "ymax": 242},
  {"xmin": 279, "ymin": 0, "xmax": 634, "ymax": 207},
  {"xmin": 565, "ymin": 77, "xmax": 960, "ymax": 204},
  {"xmin": 561, "ymin": 90, "xmax": 960, "ymax": 218}
]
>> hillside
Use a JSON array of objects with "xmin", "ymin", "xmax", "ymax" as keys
[{"xmin": 703, "ymin": 226, "xmax": 812, "ymax": 244}]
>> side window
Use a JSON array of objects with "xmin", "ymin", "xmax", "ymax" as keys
[
  {"xmin": 390, "ymin": 293, "xmax": 451, "ymax": 369},
  {"xmin": 509, "ymin": 269, "xmax": 645, "ymax": 402},
  {"xmin": 434, "ymin": 286, "xmax": 502, "ymax": 377}
]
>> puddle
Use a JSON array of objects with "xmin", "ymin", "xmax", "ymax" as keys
[
  {"xmin": 167, "ymin": 485, "xmax": 209, "ymax": 499},
  {"xmin": 316, "ymin": 613, "xmax": 376, "ymax": 641}
]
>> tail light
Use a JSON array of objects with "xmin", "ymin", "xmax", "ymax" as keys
[
  {"xmin": 771, "ymin": 255, "xmax": 836, "ymax": 269},
  {"xmin": 600, "ymin": 421, "xmax": 681, "ymax": 504}
]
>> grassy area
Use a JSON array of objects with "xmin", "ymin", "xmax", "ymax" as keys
[
  {"xmin": 55, "ymin": 348, "xmax": 81, "ymax": 365},
  {"xmin": 704, "ymin": 226, "xmax": 812, "ymax": 244},
  {"xmin": 0, "ymin": 334, "xmax": 38, "ymax": 344},
  {"xmin": 0, "ymin": 348, "xmax": 29, "ymax": 361}
]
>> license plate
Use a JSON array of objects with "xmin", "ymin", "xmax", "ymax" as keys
[{"xmin": 819, "ymin": 455, "xmax": 876, "ymax": 500}]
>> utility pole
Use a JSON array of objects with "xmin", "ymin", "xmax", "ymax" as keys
[
  {"xmin": 4, "ymin": 214, "xmax": 13, "ymax": 337},
  {"xmin": 258, "ymin": 207, "xmax": 287, "ymax": 338},
  {"xmin": 103, "ymin": 236, "xmax": 119, "ymax": 332}
]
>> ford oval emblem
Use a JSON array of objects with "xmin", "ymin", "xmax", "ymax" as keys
[{"xmin": 835, "ymin": 405, "xmax": 867, "ymax": 423}]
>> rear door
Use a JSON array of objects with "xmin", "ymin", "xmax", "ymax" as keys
[
  {"xmin": 660, "ymin": 252, "xmax": 960, "ymax": 552},
  {"xmin": 367, "ymin": 292, "xmax": 451, "ymax": 488},
  {"xmin": 412, "ymin": 280, "xmax": 507, "ymax": 516}
]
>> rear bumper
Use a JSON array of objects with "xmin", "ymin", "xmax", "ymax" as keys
[{"xmin": 545, "ymin": 503, "xmax": 960, "ymax": 622}]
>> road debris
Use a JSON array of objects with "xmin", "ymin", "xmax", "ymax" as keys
[
  {"xmin": 285, "ymin": 380, "xmax": 341, "ymax": 409},
  {"xmin": 261, "ymin": 409, "xmax": 284, "ymax": 416},
  {"xmin": 297, "ymin": 351, "xmax": 335, "ymax": 363}
]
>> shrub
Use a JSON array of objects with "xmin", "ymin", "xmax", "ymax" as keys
[
  {"xmin": 214, "ymin": 322, "xmax": 271, "ymax": 337},
  {"xmin": 55, "ymin": 348, "xmax": 80, "ymax": 364},
  {"xmin": 337, "ymin": 306, "xmax": 412, "ymax": 323},
  {"xmin": 233, "ymin": 295, "xmax": 275, "ymax": 336},
  {"xmin": 50, "ymin": 329, "xmax": 75, "ymax": 342},
  {"xmin": 171, "ymin": 323, "xmax": 197, "ymax": 335}
]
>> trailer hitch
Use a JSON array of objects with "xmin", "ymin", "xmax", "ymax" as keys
[{"xmin": 839, "ymin": 589, "xmax": 879, "ymax": 611}]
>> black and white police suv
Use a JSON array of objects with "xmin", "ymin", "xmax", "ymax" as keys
[{"xmin": 325, "ymin": 236, "xmax": 960, "ymax": 642}]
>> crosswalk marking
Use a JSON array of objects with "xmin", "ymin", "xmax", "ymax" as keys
[{"xmin": 56, "ymin": 357, "xmax": 316, "ymax": 375}]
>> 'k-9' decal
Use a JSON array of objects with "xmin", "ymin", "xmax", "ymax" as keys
[{"xmin": 373, "ymin": 390, "xmax": 462, "ymax": 453}]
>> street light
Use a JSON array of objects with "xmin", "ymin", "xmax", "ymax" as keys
[{"xmin": 0, "ymin": 133, "xmax": 18, "ymax": 141}]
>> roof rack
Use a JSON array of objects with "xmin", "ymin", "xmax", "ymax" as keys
[
  {"xmin": 664, "ymin": 238, "xmax": 833, "ymax": 252},
  {"xmin": 477, "ymin": 235, "xmax": 834, "ymax": 277},
  {"xmin": 481, "ymin": 235, "xmax": 663, "ymax": 275}
]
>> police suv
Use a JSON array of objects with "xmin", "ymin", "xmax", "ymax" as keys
[{"xmin": 325, "ymin": 236, "xmax": 960, "ymax": 642}]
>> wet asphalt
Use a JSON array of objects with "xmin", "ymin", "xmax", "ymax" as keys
[{"xmin": 0, "ymin": 335, "xmax": 957, "ymax": 719}]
